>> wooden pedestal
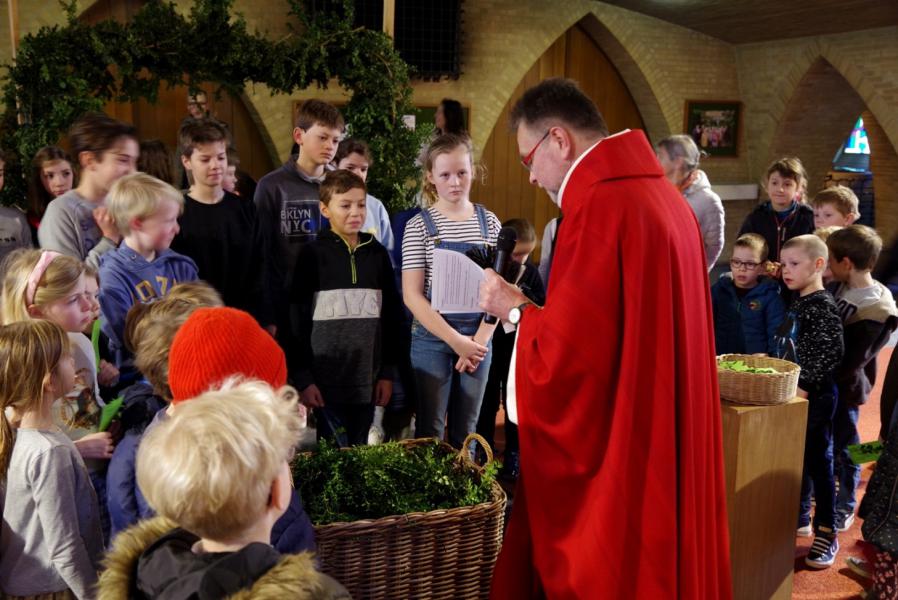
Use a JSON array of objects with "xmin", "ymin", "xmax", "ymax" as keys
[{"xmin": 721, "ymin": 398, "xmax": 808, "ymax": 600}]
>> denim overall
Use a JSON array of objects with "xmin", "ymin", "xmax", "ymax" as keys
[{"xmin": 411, "ymin": 205, "xmax": 494, "ymax": 449}]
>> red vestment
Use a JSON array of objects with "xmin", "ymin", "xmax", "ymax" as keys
[{"xmin": 490, "ymin": 131, "xmax": 732, "ymax": 599}]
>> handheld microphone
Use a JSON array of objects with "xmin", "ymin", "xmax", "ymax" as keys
[{"xmin": 483, "ymin": 226, "xmax": 518, "ymax": 324}]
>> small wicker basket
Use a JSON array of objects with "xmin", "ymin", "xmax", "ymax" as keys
[
  {"xmin": 717, "ymin": 353, "xmax": 801, "ymax": 405},
  {"xmin": 310, "ymin": 434, "xmax": 506, "ymax": 600}
]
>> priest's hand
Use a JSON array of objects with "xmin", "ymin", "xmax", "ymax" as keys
[{"xmin": 479, "ymin": 269, "xmax": 528, "ymax": 322}]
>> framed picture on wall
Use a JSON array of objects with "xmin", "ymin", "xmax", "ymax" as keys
[{"xmin": 683, "ymin": 100, "xmax": 741, "ymax": 157}]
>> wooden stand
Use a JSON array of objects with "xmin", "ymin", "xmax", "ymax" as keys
[{"xmin": 721, "ymin": 398, "xmax": 808, "ymax": 600}]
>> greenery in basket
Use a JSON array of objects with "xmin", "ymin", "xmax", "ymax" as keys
[
  {"xmin": 718, "ymin": 359, "xmax": 778, "ymax": 374},
  {"xmin": 291, "ymin": 439, "xmax": 499, "ymax": 526}
]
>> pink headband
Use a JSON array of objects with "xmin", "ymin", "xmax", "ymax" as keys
[{"xmin": 26, "ymin": 251, "xmax": 62, "ymax": 306}]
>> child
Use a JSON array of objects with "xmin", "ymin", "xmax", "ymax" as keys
[
  {"xmin": 737, "ymin": 157, "xmax": 815, "ymax": 263},
  {"xmin": 711, "ymin": 233, "xmax": 785, "ymax": 356},
  {"xmin": 292, "ymin": 170, "xmax": 402, "ymax": 446},
  {"xmin": 334, "ymin": 138, "xmax": 396, "ymax": 255},
  {"xmin": 171, "ymin": 118, "xmax": 259, "ymax": 313},
  {"xmin": 39, "ymin": 112, "xmax": 139, "ymax": 269},
  {"xmin": 135, "ymin": 305, "xmax": 316, "ymax": 553},
  {"xmin": 28, "ymin": 146, "xmax": 75, "ymax": 235},
  {"xmin": 0, "ymin": 149, "xmax": 34, "ymax": 265},
  {"xmin": 99, "ymin": 172, "xmax": 198, "ymax": 367},
  {"xmin": 254, "ymin": 99, "xmax": 344, "ymax": 340},
  {"xmin": 402, "ymin": 133, "xmax": 500, "ymax": 449},
  {"xmin": 137, "ymin": 139, "xmax": 176, "ymax": 186},
  {"xmin": 826, "ymin": 225, "xmax": 898, "ymax": 532},
  {"xmin": 106, "ymin": 286, "xmax": 222, "ymax": 538},
  {"xmin": 774, "ymin": 234, "xmax": 844, "ymax": 568},
  {"xmin": 814, "ymin": 225, "xmax": 843, "ymax": 285},
  {"xmin": 0, "ymin": 249, "xmax": 114, "ymax": 460},
  {"xmin": 98, "ymin": 380, "xmax": 348, "ymax": 599},
  {"xmin": 0, "ymin": 320, "xmax": 104, "ymax": 599},
  {"xmin": 812, "ymin": 186, "xmax": 860, "ymax": 229},
  {"xmin": 475, "ymin": 218, "xmax": 546, "ymax": 479}
]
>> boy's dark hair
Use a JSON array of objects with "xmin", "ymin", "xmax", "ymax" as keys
[
  {"xmin": 138, "ymin": 140, "xmax": 175, "ymax": 186},
  {"xmin": 509, "ymin": 78, "xmax": 609, "ymax": 137},
  {"xmin": 827, "ymin": 224, "xmax": 882, "ymax": 271},
  {"xmin": 439, "ymin": 98, "xmax": 466, "ymax": 135},
  {"xmin": 733, "ymin": 233, "xmax": 769, "ymax": 262},
  {"xmin": 179, "ymin": 118, "xmax": 231, "ymax": 158},
  {"xmin": 226, "ymin": 146, "xmax": 240, "ymax": 168},
  {"xmin": 69, "ymin": 112, "xmax": 137, "ymax": 164},
  {"xmin": 335, "ymin": 138, "xmax": 373, "ymax": 165},
  {"xmin": 320, "ymin": 169, "xmax": 366, "ymax": 205},
  {"xmin": 503, "ymin": 218, "xmax": 536, "ymax": 244},
  {"xmin": 295, "ymin": 99, "xmax": 345, "ymax": 132}
]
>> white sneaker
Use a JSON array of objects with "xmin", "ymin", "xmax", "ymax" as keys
[
  {"xmin": 797, "ymin": 523, "xmax": 812, "ymax": 537},
  {"xmin": 367, "ymin": 423, "xmax": 385, "ymax": 445},
  {"xmin": 837, "ymin": 512, "xmax": 856, "ymax": 532}
]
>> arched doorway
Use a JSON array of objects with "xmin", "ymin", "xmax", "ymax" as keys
[
  {"xmin": 80, "ymin": 0, "xmax": 276, "ymax": 181},
  {"xmin": 471, "ymin": 22, "xmax": 646, "ymax": 259},
  {"xmin": 769, "ymin": 57, "xmax": 898, "ymax": 242}
]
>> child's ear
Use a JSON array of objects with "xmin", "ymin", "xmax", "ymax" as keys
[
  {"xmin": 129, "ymin": 216, "xmax": 143, "ymax": 233},
  {"xmin": 26, "ymin": 304, "xmax": 45, "ymax": 318},
  {"xmin": 319, "ymin": 200, "xmax": 330, "ymax": 220},
  {"xmin": 268, "ymin": 465, "xmax": 291, "ymax": 512},
  {"xmin": 180, "ymin": 154, "xmax": 193, "ymax": 171},
  {"xmin": 79, "ymin": 150, "xmax": 96, "ymax": 170},
  {"xmin": 292, "ymin": 127, "xmax": 304, "ymax": 146}
]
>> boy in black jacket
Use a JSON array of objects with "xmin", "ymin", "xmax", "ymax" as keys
[
  {"xmin": 292, "ymin": 170, "xmax": 402, "ymax": 446},
  {"xmin": 775, "ymin": 234, "xmax": 844, "ymax": 569},
  {"xmin": 826, "ymin": 225, "xmax": 898, "ymax": 531},
  {"xmin": 738, "ymin": 157, "xmax": 815, "ymax": 263}
]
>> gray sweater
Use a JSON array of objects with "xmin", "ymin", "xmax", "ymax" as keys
[
  {"xmin": 682, "ymin": 169, "xmax": 725, "ymax": 270},
  {"xmin": 0, "ymin": 205, "xmax": 33, "ymax": 263},
  {"xmin": 0, "ymin": 429, "xmax": 103, "ymax": 599},
  {"xmin": 38, "ymin": 190, "xmax": 117, "ymax": 270}
]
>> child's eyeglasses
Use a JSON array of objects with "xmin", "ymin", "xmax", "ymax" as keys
[
  {"xmin": 730, "ymin": 259, "xmax": 761, "ymax": 270},
  {"xmin": 521, "ymin": 130, "xmax": 551, "ymax": 171}
]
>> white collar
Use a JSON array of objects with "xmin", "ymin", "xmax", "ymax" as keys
[{"xmin": 556, "ymin": 130, "xmax": 630, "ymax": 208}]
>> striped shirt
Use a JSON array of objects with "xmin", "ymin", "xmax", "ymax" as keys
[{"xmin": 402, "ymin": 206, "xmax": 501, "ymax": 296}]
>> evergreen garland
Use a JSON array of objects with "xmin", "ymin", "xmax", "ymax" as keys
[{"xmin": 0, "ymin": 0, "xmax": 428, "ymax": 212}]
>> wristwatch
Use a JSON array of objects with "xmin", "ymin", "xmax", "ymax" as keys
[{"xmin": 507, "ymin": 302, "xmax": 531, "ymax": 325}]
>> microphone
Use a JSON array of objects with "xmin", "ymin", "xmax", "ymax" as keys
[{"xmin": 483, "ymin": 226, "xmax": 518, "ymax": 324}]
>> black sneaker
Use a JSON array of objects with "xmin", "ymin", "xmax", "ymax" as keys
[{"xmin": 806, "ymin": 527, "xmax": 839, "ymax": 569}]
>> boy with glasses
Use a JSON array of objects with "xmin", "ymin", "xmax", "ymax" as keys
[{"xmin": 711, "ymin": 233, "xmax": 786, "ymax": 355}]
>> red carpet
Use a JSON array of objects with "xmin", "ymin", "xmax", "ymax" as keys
[{"xmin": 791, "ymin": 346, "xmax": 893, "ymax": 599}]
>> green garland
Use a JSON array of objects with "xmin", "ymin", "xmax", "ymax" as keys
[{"xmin": 0, "ymin": 0, "xmax": 428, "ymax": 213}]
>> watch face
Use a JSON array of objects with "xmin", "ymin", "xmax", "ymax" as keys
[{"xmin": 508, "ymin": 307, "xmax": 522, "ymax": 324}]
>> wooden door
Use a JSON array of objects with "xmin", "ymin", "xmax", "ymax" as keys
[
  {"xmin": 80, "ymin": 1, "xmax": 275, "ymax": 181},
  {"xmin": 471, "ymin": 23, "xmax": 645, "ymax": 259}
]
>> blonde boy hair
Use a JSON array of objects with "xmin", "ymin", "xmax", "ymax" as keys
[
  {"xmin": 811, "ymin": 186, "xmax": 860, "ymax": 219},
  {"xmin": 107, "ymin": 172, "xmax": 184, "ymax": 237},
  {"xmin": 0, "ymin": 320, "xmax": 69, "ymax": 474},
  {"xmin": 814, "ymin": 225, "xmax": 843, "ymax": 243},
  {"xmin": 126, "ymin": 284, "xmax": 224, "ymax": 398},
  {"xmin": 827, "ymin": 224, "xmax": 882, "ymax": 272},
  {"xmin": 0, "ymin": 249, "xmax": 86, "ymax": 325},
  {"xmin": 136, "ymin": 379, "xmax": 302, "ymax": 540},
  {"xmin": 782, "ymin": 234, "xmax": 828, "ymax": 262},
  {"xmin": 733, "ymin": 233, "xmax": 768, "ymax": 262}
]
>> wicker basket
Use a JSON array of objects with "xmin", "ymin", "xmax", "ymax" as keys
[
  {"xmin": 310, "ymin": 434, "xmax": 506, "ymax": 600},
  {"xmin": 717, "ymin": 353, "xmax": 801, "ymax": 405}
]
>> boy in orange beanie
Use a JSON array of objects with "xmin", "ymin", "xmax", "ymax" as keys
[{"xmin": 112, "ymin": 306, "xmax": 315, "ymax": 553}]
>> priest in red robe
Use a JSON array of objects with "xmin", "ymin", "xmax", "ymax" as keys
[{"xmin": 480, "ymin": 78, "xmax": 732, "ymax": 599}]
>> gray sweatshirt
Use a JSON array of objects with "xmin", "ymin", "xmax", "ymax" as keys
[
  {"xmin": 0, "ymin": 429, "xmax": 104, "ymax": 599},
  {"xmin": 38, "ymin": 190, "xmax": 117, "ymax": 270},
  {"xmin": 0, "ymin": 205, "xmax": 33, "ymax": 263},
  {"xmin": 682, "ymin": 169, "xmax": 725, "ymax": 270}
]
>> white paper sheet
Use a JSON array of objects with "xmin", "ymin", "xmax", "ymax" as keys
[{"xmin": 430, "ymin": 248, "xmax": 484, "ymax": 313}]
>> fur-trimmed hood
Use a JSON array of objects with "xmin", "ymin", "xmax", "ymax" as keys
[{"xmin": 98, "ymin": 517, "xmax": 350, "ymax": 600}]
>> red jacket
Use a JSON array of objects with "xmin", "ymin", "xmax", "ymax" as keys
[{"xmin": 491, "ymin": 130, "xmax": 732, "ymax": 599}]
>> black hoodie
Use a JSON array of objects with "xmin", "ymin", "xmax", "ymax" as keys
[{"xmin": 737, "ymin": 200, "xmax": 815, "ymax": 263}]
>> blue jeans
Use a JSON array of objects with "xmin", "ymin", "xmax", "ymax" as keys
[
  {"xmin": 411, "ymin": 315, "xmax": 492, "ymax": 449},
  {"xmin": 798, "ymin": 384, "xmax": 838, "ymax": 531},
  {"xmin": 833, "ymin": 400, "xmax": 861, "ymax": 520}
]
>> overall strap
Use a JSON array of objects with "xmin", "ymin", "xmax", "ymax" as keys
[
  {"xmin": 419, "ymin": 207, "xmax": 440, "ymax": 240},
  {"xmin": 473, "ymin": 204, "xmax": 490, "ymax": 241}
]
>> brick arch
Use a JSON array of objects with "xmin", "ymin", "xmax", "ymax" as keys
[{"xmin": 770, "ymin": 55, "xmax": 898, "ymax": 236}]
